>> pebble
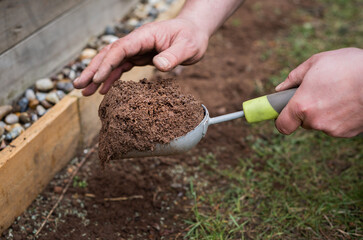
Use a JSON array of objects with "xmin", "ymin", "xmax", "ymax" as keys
[
  {"xmin": 81, "ymin": 59, "xmax": 91, "ymax": 67},
  {"xmin": 24, "ymin": 123, "xmax": 31, "ymax": 129},
  {"xmin": 28, "ymin": 99, "xmax": 40, "ymax": 109},
  {"xmin": 5, "ymin": 114, "xmax": 19, "ymax": 125},
  {"xmin": 35, "ymin": 78, "xmax": 54, "ymax": 92},
  {"xmin": 80, "ymin": 48, "xmax": 97, "ymax": 60},
  {"xmin": 36, "ymin": 92, "xmax": 47, "ymax": 101},
  {"xmin": 126, "ymin": 18, "xmax": 140, "ymax": 29},
  {"xmin": 40, "ymin": 100, "xmax": 52, "ymax": 109},
  {"xmin": 105, "ymin": 25, "xmax": 116, "ymax": 35},
  {"xmin": 5, "ymin": 125, "xmax": 24, "ymax": 141},
  {"xmin": 56, "ymin": 90, "xmax": 66, "ymax": 100},
  {"xmin": 62, "ymin": 68, "xmax": 71, "ymax": 77},
  {"xmin": 68, "ymin": 70, "xmax": 76, "ymax": 80},
  {"xmin": 101, "ymin": 35, "xmax": 119, "ymax": 44},
  {"xmin": 148, "ymin": 7, "xmax": 159, "ymax": 18},
  {"xmin": 134, "ymin": 4, "xmax": 150, "ymax": 19},
  {"xmin": 46, "ymin": 92, "xmax": 60, "ymax": 104},
  {"xmin": 0, "ymin": 105, "xmax": 13, "ymax": 120},
  {"xmin": 56, "ymin": 81, "xmax": 73, "ymax": 93},
  {"xmin": 87, "ymin": 37, "xmax": 98, "ymax": 49},
  {"xmin": 31, "ymin": 113, "xmax": 38, "ymax": 122},
  {"xmin": 0, "ymin": 121, "xmax": 5, "ymax": 128},
  {"xmin": 25, "ymin": 89, "xmax": 36, "ymax": 100},
  {"xmin": 154, "ymin": 2, "xmax": 168, "ymax": 12},
  {"xmin": 0, "ymin": 126, "xmax": 4, "ymax": 136},
  {"xmin": 19, "ymin": 113, "xmax": 31, "ymax": 124},
  {"xmin": 18, "ymin": 97, "xmax": 29, "ymax": 112},
  {"xmin": 36, "ymin": 105, "xmax": 46, "ymax": 116}
]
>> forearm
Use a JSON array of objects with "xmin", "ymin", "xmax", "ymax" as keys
[{"xmin": 176, "ymin": 0, "xmax": 245, "ymax": 37}]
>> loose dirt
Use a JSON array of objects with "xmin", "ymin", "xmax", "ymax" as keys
[
  {"xmin": 2, "ymin": 0, "xmax": 316, "ymax": 239},
  {"xmin": 98, "ymin": 78, "xmax": 203, "ymax": 163}
]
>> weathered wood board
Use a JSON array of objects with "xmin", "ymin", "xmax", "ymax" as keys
[
  {"xmin": 0, "ymin": 0, "xmax": 83, "ymax": 54},
  {"xmin": 0, "ymin": 96, "xmax": 80, "ymax": 233}
]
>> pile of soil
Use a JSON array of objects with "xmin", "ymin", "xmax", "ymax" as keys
[{"xmin": 98, "ymin": 78, "xmax": 203, "ymax": 163}]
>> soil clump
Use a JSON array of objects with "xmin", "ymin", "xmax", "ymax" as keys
[{"xmin": 98, "ymin": 78, "xmax": 203, "ymax": 163}]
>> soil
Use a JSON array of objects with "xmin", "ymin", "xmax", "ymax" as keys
[
  {"xmin": 2, "ymin": 0, "xmax": 317, "ymax": 239},
  {"xmin": 98, "ymin": 78, "xmax": 203, "ymax": 163}
]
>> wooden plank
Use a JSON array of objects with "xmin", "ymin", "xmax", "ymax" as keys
[
  {"xmin": 0, "ymin": 0, "xmax": 137, "ymax": 105},
  {"xmin": 0, "ymin": 0, "xmax": 83, "ymax": 54},
  {"xmin": 0, "ymin": 95, "xmax": 80, "ymax": 233}
]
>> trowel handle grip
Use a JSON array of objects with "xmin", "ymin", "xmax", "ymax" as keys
[{"xmin": 242, "ymin": 88, "xmax": 297, "ymax": 123}]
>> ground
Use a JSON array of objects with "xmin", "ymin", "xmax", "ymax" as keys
[{"xmin": 2, "ymin": 0, "xmax": 363, "ymax": 239}]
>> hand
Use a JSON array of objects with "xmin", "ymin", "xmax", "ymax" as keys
[
  {"xmin": 73, "ymin": 18, "xmax": 209, "ymax": 96},
  {"xmin": 275, "ymin": 48, "xmax": 363, "ymax": 138}
]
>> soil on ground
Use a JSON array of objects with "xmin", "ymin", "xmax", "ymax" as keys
[
  {"xmin": 98, "ymin": 78, "xmax": 203, "ymax": 163},
  {"xmin": 2, "ymin": 0, "xmax": 316, "ymax": 239}
]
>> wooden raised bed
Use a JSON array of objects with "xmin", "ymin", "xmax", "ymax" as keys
[{"xmin": 0, "ymin": 0, "xmax": 185, "ymax": 234}]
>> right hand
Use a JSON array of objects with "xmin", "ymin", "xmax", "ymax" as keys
[{"xmin": 73, "ymin": 18, "xmax": 209, "ymax": 96}]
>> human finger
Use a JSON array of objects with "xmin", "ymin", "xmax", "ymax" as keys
[
  {"xmin": 73, "ymin": 45, "xmax": 111, "ymax": 89},
  {"xmin": 153, "ymin": 41, "xmax": 199, "ymax": 71},
  {"xmin": 275, "ymin": 98, "xmax": 304, "ymax": 135},
  {"xmin": 99, "ymin": 62, "xmax": 133, "ymax": 95},
  {"xmin": 275, "ymin": 56, "xmax": 315, "ymax": 91},
  {"xmin": 81, "ymin": 82, "xmax": 101, "ymax": 96}
]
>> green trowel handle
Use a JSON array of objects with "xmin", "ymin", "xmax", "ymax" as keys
[{"xmin": 242, "ymin": 88, "xmax": 297, "ymax": 123}]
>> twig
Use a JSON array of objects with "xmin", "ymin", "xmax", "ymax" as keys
[
  {"xmin": 84, "ymin": 193, "xmax": 144, "ymax": 201},
  {"xmin": 34, "ymin": 143, "xmax": 98, "ymax": 237},
  {"xmin": 323, "ymin": 214, "xmax": 333, "ymax": 228}
]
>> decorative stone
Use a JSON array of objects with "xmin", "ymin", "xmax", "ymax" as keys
[
  {"xmin": 19, "ymin": 112, "xmax": 31, "ymax": 124},
  {"xmin": 46, "ymin": 92, "xmax": 60, "ymax": 104},
  {"xmin": 5, "ymin": 125, "xmax": 24, "ymax": 141},
  {"xmin": 24, "ymin": 123, "xmax": 31, "ymax": 129},
  {"xmin": 62, "ymin": 68, "xmax": 71, "ymax": 77},
  {"xmin": 40, "ymin": 100, "xmax": 52, "ymax": 109},
  {"xmin": 81, "ymin": 59, "xmax": 91, "ymax": 67},
  {"xmin": 56, "ymin": 90, "xmax": 66, "ymax": 100},
  {"xmin": 36, "ymin": 92, "xmax": 47, "ymax": 101},
  {"xmin": 134, "ymin": 4, "xmax": 150, "ymax": 19},
  {"xmin": 105, "ymin": 25, "xmax": 116, "ymax": 35},
  {"xmin": 56, "ymin": 81, "xmax": 74, "ymax": 93},
  {"xmin": 68, "ymin": 70, "xmax": 76, "ymax": 80},
  {"xmin": 101, "ymin": 35, "xmax": 119, "ymax": 44},
  {"xmin": 0, "ymin": 105, "xmax": 13, "ymax": 120},
  {"xmin": 126, "ymin": 18, "xmax": 140, "ymax": 30},
  {"xmin": 0, "ymin": 121, "xmax": 5, "ymax": 128},
  {"xmin": 18, "ymin": 97, "xmax": 29, "ymax": 112},
  {"xmin": 5, "ymin": 114, "xmax": 19, "ymax": 125},
  {"xmin": 36, "ymin": 105, "xmax": 46, "ymax": 116},
  {"xmin": 28, "ymin": 99, "xmax": 40, "ymax": 109},
  {"xmin": 80, "ymin": 48, "xmax": 97, "ymax": 60},
  {"xmin": 35, "ymin": 78, "xmax": 54, "ymax": 92},
  {"xmin": 31, "ymin": 113, "xmax": 38, "ymax": 122},
  {"xmin": 148, "ymin": 7, "xmax": 159, "ymax": 18},
  {"xmin": 25, "ymin": 89, "xmax": 36, "ymax": 100},
  {"xmin": 0, "ymin": 126, "xmax": 4, "ymax": 136}
]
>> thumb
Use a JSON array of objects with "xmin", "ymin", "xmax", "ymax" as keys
[
  {"xmin": 275, "ymin": 57, "xmax": 313, "ymax": 91},
  {"xmin": 153, "ymin": 41, "xmax": 198, "ymax": 71},
  {"xmin": 275, "ymin": 98, "xmax": 303, "ymax": 135}
]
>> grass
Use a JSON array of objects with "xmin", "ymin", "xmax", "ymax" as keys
[{"xmin": 184, "ymin": 0, "xmax": 363, "ymax": 239}]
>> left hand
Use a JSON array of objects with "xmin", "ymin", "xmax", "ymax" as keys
[{"xmin": 275, "ymin": 47, "xmax": 363, "ymax": 138}]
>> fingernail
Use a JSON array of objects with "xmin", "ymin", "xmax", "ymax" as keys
[
  {"xmin": 155, "ymin": 57, "xmax": 170, "ymax": 69},
  {"xmin": 73, "ymin": 77, "xmax": 80, "ymax": 84},
  {"xmin": 93, "ymin": 72, "xmax": 100, "ymax": 83},
  {"xmin": 275, "ymin": 82, "xmax": 284, "ymax": 91}
]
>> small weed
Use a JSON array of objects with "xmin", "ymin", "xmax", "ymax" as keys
[{"xmin": 73, "ymin": 176, "xmax": 88, "ymax": 188}]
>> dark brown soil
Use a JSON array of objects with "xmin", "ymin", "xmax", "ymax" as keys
[
  {"xmin": 2, "ymin": 0, "xmax": 318, "ymax": 239},
  {"xmin": 98, "ymin": 78, "xmax": 203, "ymax": 163}
]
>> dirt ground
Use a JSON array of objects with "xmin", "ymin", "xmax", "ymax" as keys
[{"xmin": 2, "ymin": 0, "xmax": 319, "ymax": 239}]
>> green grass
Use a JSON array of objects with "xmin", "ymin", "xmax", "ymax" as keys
[{"xmin": 184, "ymin": 0, "xmax": 363, "ymax": 239}]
